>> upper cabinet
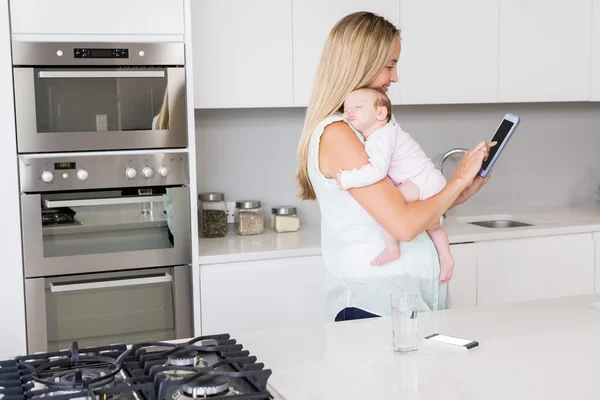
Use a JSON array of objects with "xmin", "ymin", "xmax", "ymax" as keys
[
  {"xmin": 591, "ymin": 0, "xmax": 600, "ymax": 101},
  {"xmin": 9, "ymin": 0, "xmax": 184, "ymax": 36},
  {"xmin": 399, "ymin": 0, "xmax": 499, "ymax": 105},
  {"xmin": 292, "ymin": 0, "xmax": 401, "ymax": 107},
  {"xmin": 191, "ymin": 0, "xmax": 294, "ymax": 109},
  {"xmin": 498, "ymin": 0, "xmax": 592, "ymax": 102}
]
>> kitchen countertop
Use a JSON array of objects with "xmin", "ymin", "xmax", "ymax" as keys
[
  {"xmin": 235, "ymin": 293, "xmax": 600, "ymax": 400},
  {"xmin": 198, "ymin": 204, "xmax": 600, "ymax": 264}
]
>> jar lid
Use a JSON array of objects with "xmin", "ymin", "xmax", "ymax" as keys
[
  {"xmin": 235, "ymin": 200, "xmax": 261, "ymax": 209},
  {"xmin": 199, "ymin": 192, "xmax": 224, "ymax": 202},
  {"xmin": 271, "ymin": 206, "xmax": 297, "ymax": 215}
]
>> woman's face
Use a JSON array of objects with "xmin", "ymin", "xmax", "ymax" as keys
[{"xmin": 368, "ymin": 37, "xmax": 400, "ymax": 93}]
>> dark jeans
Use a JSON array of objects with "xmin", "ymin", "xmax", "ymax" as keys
[{"xmin": 334, "ymin": 307, "xmax": 381, "ymax": 322}]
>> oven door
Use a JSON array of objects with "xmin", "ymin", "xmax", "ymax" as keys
[
  {"xmin": 13, "ymin": 67, "xmax": 187, "ymax": 153},
  {"xmin": 24, "ymin": 265, "xmax": 193, "ymax": 352},
  {"xmin": 21, "ymin": 186, "xmax": 191, "ymax": 278}
]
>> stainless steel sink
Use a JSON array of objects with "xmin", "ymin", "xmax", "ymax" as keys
[{"xmin": 468, "ymin": 220, "xmax": 533, "ymax": 228}]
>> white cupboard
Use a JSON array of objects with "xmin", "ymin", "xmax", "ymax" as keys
[
  {"xmin": 191, "ymin": 0, "xmax": 294, "ymax": 108},
  {"xmin": 447, "ymin": 243, "xmax": 477, "ymax": 308},
  {"xmin": 9, "ymin": 0, "xmax": 184, "ymax": 36},
  {"xmin": 590, "ymin": 0, "xmax": 600, "ymax": 101},
  {"xmin": 476, "ymin": 233, "xmax": 594, "ymax": 306},
  {"xmin": 200, "ymin": 255, "xmax": 327, "ymax": 335},
  {"xmin": 398, "ymin": 0, "xmax": 499, "ymax": 105},
  {"xmin": 594, "ymin": 232, "xmax": 600, "ymax": 292},
  {"xmin": 498, "ymin": 0, "xmax": 592, "ymax": 102},
  {"xmin": 292, "ymin": 0, "xmax": 401, "ymax": 106}
]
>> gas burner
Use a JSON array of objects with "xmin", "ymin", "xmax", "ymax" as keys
[
  {"xmin": 166, "ymin": 350, "xmax": 201, "ymax": 367},
  {"xmin": 54, "ymin": 369, "xmax": 116, "ymax": 389},
  {"xmin": 179, "ymin": 376, "xmax": 236, "ymax": 399}
]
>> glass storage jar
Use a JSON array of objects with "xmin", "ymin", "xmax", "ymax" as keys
[
  {"xmin": 198, "ymin": 192, "xmax": 228, "ymax": 238},
  {"xmin": 235, "ymin": 200, "xmax": 264, "ymax": 235},
  {"xmin": 270, "ymin": 206, "xmax": 300, "ymax": 233}
]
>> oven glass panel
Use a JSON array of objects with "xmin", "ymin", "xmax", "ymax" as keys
[
  {"xmin": 33, "ymin": 68, "xmax": 170, "ymax": 133},
  {"xmin": 41, "ymin": 189, "xmax": 175, "ymax": 258}
]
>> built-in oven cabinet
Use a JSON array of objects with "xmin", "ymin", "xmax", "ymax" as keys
[
  {"xmin": 25, "ymin": 265, "xmax": 193, "ymax": 352},
  {"xmin": 9, "ymin": 0, "xmax": 184, "ymax": 36}
]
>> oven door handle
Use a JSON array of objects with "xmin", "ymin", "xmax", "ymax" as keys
[
  {"xmin": 49, "ymin": 273, "xmax": 172, "ymax": 293},
  {"xmin": 38, "ymin": 70, "xmax": 165, "ymax": 79},
  {"xmin": 44, "ymin": 195, "xmax": 168, "ymax": 208}
]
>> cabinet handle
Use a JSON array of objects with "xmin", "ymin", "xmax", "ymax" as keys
[{"xmin": 49, "ymin": 273, "xmax": 172, "ymax": 293}]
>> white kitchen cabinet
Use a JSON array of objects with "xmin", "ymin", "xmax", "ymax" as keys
[
  {"xmin": 447, "ymin": 243, "xmax": 477, "ymax": 308},
  {"xmin": 292, "ymin": 0, "xmax": 401, "ymax": 107},
  {"xmin": 593, "ymin": 232, "xmax": 600, "ymax": 292},
  {"xmin": 9, "ymin": 0, "xmax": 184, "ymax": 36},
  {"xmin": 0, "ymin": 0, "xmax": 26, "ymax": 359},
  {"xmin": 476, "ymin": 233, "xmax": 594, "ymax": 306},
  {"xmin": 591, "ymin": 0, "xmax": 600, "ymax": 101},
  {"xmin": 399, "ymin": 0, "xmax": 499, "ymax": 105},
  {"xmin": 498, "ymin": 0, "xmax": 592, "ymax": 102},
  {"xmin": 191, "ymin": 0, "xmax": 293, "ymax": 108},
  {"xmin": 200, "ymin": 255, "xmax": 327, "ymax": 335}
]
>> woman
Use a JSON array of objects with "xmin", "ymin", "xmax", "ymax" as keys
[{"xmin": 296, "ymin": 11, "xmax": 493, "ymax": 322}]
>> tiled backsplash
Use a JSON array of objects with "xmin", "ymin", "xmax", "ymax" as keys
[{"xmin": 195, "ymin": 102, "xmax": 600, "ymax": 226}]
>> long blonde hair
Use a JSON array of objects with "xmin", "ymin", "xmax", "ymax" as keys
[
  {"xmin": 296, "ymin": 12, "xmax": 400, "ymax": 200},
  {"xmin": 155, "ymin": 90, "xmax": 169, "ymax": 130}
]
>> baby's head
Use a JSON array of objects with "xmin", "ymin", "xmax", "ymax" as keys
[{"xmin": 343, "ymin": 88, "xmax": 392, "ymax": 135}]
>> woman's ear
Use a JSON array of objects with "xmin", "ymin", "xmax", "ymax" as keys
[{"xmin": 376, "ymin": 106, "xmax": 388, "ymax": 121}]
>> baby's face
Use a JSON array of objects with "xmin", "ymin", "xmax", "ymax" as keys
[{"xmin": 343, "ymin": 91, "xmax": 379, "ymax": 133}]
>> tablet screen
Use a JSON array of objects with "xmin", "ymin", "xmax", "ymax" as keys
[{"xmin": 481, "ymin": 119, "xmax": 514, "ymax": 171}]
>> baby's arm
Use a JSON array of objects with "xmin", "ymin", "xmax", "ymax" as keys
[{"xmin": 337, "ymin": 130, "xmax": 395, "ymax": 189}]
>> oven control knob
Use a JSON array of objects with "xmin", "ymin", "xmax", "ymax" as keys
[
  {"xmin": 77, "ymin": 169, "xmax": 88, "ymax": 181},
  {"xmin": 125, "ymin": 167, "xmax": 137, "ymax": 179},
  {"xmin": 41, "ymin": 171, "xmax": 54, "ymax": 183},
  {"xmin": 158, "ymin": 167, "xmax": 169, "ymax": 177},
  {"xmin": 142, "ymin": 167, "xmax": 154, "ymax": 178}
]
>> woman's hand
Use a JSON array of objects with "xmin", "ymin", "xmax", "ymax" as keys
[
  {"xmin": 451, "ymin": 141, "xmax": 496, "ymax": 188},
  {"xmin": 448, "ymin": 140, "xmax": 496, "ymax": 209}
]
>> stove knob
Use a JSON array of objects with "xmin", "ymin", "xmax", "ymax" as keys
[
  {"xmin": 77, "ymin": 169, "xmax": 88, "ymax": 181},
  {"xmin": 158, "ymin": 167, "xmax": 169, "ymax": 177},
  {"xmin": 125, "ymin": 167, "xmax": 137, "ymax": 179},
  {"xmin": 41, "ymin": 171, "xmax": 54, "ymax": 183},
  {"xmin": 142, "ymin": 167, "xmax": 154, "ymax": 178}
]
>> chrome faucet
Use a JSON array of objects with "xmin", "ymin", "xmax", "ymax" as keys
[
  {"xmin": 437, "ymin": 148, "xmax": 467, "ymax": 177},
  {"xmin": 437, "ymin": 148, "xmax": 467, "ymax": 220}
]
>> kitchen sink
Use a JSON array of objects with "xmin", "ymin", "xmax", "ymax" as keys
[{"xmin": 468, "ymin": 220, "xmax": 533, "ymax": 228}]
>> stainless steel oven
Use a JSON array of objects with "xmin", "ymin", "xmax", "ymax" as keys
[
  {"xmin": 19, "ymin": 152, "xmax": 193, "ymax": 352},
  {"xmin": 12, "ymin": 42, "xmax": 187, "ymax": 153}
]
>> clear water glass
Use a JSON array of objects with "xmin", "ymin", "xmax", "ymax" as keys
[{"xmin": 391, "ymin": 292, "xmax": 418, "ymax": 354}]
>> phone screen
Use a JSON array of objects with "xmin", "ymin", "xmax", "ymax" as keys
[
  {"xmin": 427, "ymin": 334, "xmax": 473, "ymax": 346},
  {"xmin": 480, "ymin": 119, "xmax": 515, "ymax": 170}
]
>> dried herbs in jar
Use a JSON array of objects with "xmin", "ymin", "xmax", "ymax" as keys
[{"xmin": 198, "ymin": 192, "xmax": 228, "ymax": 238}]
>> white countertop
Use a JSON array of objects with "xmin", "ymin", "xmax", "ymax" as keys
[
  {"xmin": 198, "ymin": 204, "xmax": 600, "ymax": 264},
  {"xmin": 235, "ymin": 293, "xmax": 600, "ymax": 400}
]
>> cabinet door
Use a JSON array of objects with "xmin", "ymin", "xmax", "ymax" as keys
[
  {"xmin": 200, "ymin": 255, "xmax": 327, "ymax": 335},
  {"xmin": 292, "ymin": 0, "xmax": 401, "ymax": 107},
  {"xmin": 498, "ymin": 0, "xmax": 592, "ymax": 102},
  {"xmin": 399, "ymin": 0, "xmax": 499, "ymax": 105},
  {"xmin": 447, "ymin": 243, "xmax": 477, "ymax": 308},
  {"xmin": 192, "ymin": 0, "xmax": 293, "ymax": 108},
  {"xmin": 594, "ymin": 232, "xmax": 600, "ymax": 292},
  {"xmin": 591, "ymin": 0, "xmax": 600, "ymax": 101},
  {"xmin": 9, "ymin": 0, "xmax": 184, "ymax": 35},
  {"xmin": 477, "ymin": 234, "xmax": 594, "ymax": 306}
]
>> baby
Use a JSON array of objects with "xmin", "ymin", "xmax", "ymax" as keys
[{"xmin": 336, "ymin": 87, "xmax": 453, "ymax": 283}]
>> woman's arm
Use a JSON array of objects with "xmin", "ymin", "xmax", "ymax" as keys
[{"xmin": 319, "ymin": 121, "xmax": 488, "ymax": 242}]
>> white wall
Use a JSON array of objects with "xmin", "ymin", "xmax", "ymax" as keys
[
  {"xmin": 0, "ymin": 0, "xmax": 26, "ymax": 358},
  {"xmin": 195, "ymin": 101, "xmax": 600, "ymax": 226}
]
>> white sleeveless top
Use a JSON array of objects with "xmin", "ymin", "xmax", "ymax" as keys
[{"xmin": 308, "ymin": 113, "xmax": 447, "ymax": 321}]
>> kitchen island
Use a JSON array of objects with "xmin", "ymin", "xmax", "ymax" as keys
[{"xmin": 235, "ymin": 294, "xmax": 600, "ymax": 399}]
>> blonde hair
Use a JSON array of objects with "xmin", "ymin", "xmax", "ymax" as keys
[
  {"xmin": 371, "ymin": 88, "xmax": 392, "ymax": 123},
  {"xmin": 296, "ymin": 12, "xmax": 400, "ymax": 200}
]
